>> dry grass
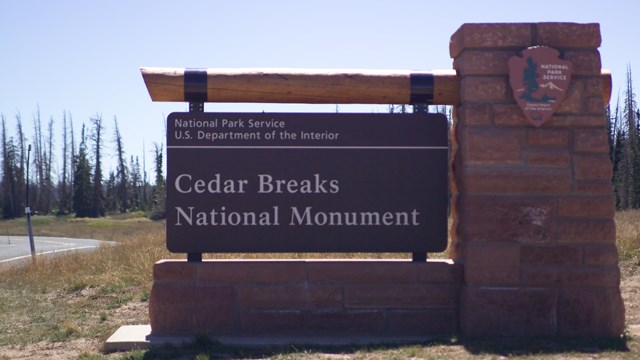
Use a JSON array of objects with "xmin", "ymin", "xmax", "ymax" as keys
[
  {"xmin": 616, "ymin": 210, "xmax": 640, "ymax": 264},
  {"xmin": 617, "ymin": 210, "xmax": 640, "ymax": 330},
  {"xmin": 0, "ymin": 211, "xmax": 638, "ymax": 359}
]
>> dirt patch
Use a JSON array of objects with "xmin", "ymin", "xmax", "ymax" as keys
[
  {"xmin": 0, "ymin": 300, "xmax": 150, "ymax": 359},
  {"xmin": 0, "ymin": 339, "xmax": 102, "ymax": 359},
  {"xmin": 108, "ymin": 300, "xmax": 149, "ymax": 326}
]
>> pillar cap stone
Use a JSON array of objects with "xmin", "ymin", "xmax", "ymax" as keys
[{"xmin": 450, "ymin": 22, "xmax": 601, "ymax": 58}]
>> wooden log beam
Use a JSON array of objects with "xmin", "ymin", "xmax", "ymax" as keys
[
  {"xmin": 140, "ymin": 67, "xmax": 612, "ymax": 106},
  {"xmin": 141, "ymin": 68, "xmax": 459, "ymax": 105}
]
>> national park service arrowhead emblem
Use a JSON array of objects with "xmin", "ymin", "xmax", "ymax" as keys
[{"xmin": 508, "ymin": 46, "xmax": 572, "ymax": 127}]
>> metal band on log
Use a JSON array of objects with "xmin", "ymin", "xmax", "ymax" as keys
[{"xmin": 140, "ymin": 67, "xmax": 612, "ymax": 105}]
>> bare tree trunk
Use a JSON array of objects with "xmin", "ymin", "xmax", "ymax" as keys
[
  {"xmin": 32, "ymin": 107, "xmax": 44, "ymax": 212},
  {"xmin": 69, "ymin": 114, "xmax": 75, "ymax": 211},
  {"xmin": 44, "ymin": 116, "xmax": 54, "ymax": 213},
  {"xmin": 15, "ymin": 114, "xmax": 25, "ymax": 217},
  {"xmin": 59, "ymin": 112, "xmax": 69, "ymax": 214}
]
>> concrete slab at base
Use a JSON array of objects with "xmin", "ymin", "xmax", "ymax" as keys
[
  {"xmin": 104, "ymin": 324, "xmax": 441, "ymax": 352},
  {"xmin": 105, "ymin": 325, "xmax": 206, "ymax": 352},
  {"xmin": 104, "ymin": 325, "xmax": 152, "ymax": 352}
]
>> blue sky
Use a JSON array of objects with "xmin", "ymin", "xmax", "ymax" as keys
[{"xmin": 1, "ymin": 0, "xmax": 638, "ymax": 174}]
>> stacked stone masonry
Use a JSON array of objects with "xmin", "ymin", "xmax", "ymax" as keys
[
  {"xmin": 450, "ymin": 23, "xmax": 624, "ymax": 336},
  {"xmin": 150, "ymin": 259, "xmax": 462, "ymax": 336}
]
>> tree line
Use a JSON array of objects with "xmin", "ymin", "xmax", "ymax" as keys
[
  {"xmin": 0, "ymin": 110, "xmax": 166, "ymax": 220},
  {"xmin": 608, "ymin": 66, "xmax": 640, "ymax": 210}
]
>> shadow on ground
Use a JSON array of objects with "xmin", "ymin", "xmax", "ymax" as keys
[
  {"xmin": 461, "ymin": 335, "xmax": 630, "ymax": 357},
  {"xmin": 134, "ymin": 334, "xmax": 631, "ymax": 360}
]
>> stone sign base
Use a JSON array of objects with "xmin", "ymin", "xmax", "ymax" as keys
[{"xmin": 149, "ymin": 259, "xmax": 462, "ymax": 337}]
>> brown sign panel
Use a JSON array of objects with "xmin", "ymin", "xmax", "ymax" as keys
[
  {"xmin": 508, "ymin": 46, "xmax": 572, "ymax": 127},
  {"xmin": 166, "ymin": 112, "xmax": 448, "ymax": 253}
]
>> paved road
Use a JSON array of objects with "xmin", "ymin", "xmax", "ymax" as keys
[{"xmin": 0, "ymin": 236, "xmax": 117, "ymax": 264}]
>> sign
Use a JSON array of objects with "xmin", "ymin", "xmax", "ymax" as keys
[
  {"xmin": 166, "ymin": 112, "xmax": 448, "ymax": 253},
  {"xmin": 508, "ymin": 46, "xmax": 572, "ymax": 127}
]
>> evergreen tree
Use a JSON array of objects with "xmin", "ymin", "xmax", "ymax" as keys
[
  {"xmin": 149, "ymin": 143, "xmax": 165, "ymax": 220},
  {"xmin": 142, "ymin": 142, "xmax": 149, "ymax": 210},
  {"xmin": 73, "ymin": 125, "xmax": 93, "ymax": 217},
  {"xmin": 1, "ymin": 115, "xmax": 9, "ymax": 216},
  {"xmin": 606, "ymin": 104, "xmax": 613, "ymax": 161},
  {"xmin": 129, "ymin": 155, "xmax": 142, "ymax": 211},
  {"xmin": 1, "ymin": 115, "xmax": 20, "ymax": 218},
  {"xmin": 104, "ymin": 171, "xmax": 118, "ymax": 213},
  {"xmin": 614, "ymin": 128, "xmax": 628, "ymax": 209},
  {"xmin": 622, "ymin": 65, "xmax": 640, "ymax": 209},
  {"xmin": 58, "ymin": 112, "xmax": 71, "ymax": 215},
  {"xmin": 636, "ymin": 109, "xmax": 640, "ymax": 206},
  {"xmin": 607, "ymin": 101, "xmax": 621, "ymax": 207},
  {"xmin": 1, "ymin": 116, "xmax": 26, "ymax": 219}
]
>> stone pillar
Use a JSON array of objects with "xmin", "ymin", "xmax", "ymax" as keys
[{"xmin": 449, "ymin": 23, "xmax": 625, "ymax": 337}]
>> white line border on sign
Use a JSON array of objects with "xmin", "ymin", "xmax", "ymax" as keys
[{"xmin": 167, "ymin": 146, "xmax": 449, "ymax": 150}]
